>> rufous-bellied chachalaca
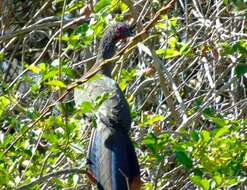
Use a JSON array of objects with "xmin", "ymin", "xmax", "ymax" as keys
[{"xmin": 74, "ymin": 22, "xmax": 141, "ymax": 190}]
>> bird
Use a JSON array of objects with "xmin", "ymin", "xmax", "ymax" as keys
[{"xmin": 74, "ymin": 22, "xmax": 141, "ymax": 190}]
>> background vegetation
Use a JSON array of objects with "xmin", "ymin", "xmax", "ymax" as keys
[{"xmin": 0, "ymin": 0, "xmax": 246, "ymax": 189}]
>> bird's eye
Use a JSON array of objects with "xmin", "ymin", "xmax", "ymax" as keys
[{"xmin": 116, "ymin": 25, "xmax": 125, "ymax": 33}]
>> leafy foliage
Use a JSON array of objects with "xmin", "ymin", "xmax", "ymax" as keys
[{"xmin": 0, "ymin": 0, "xmax": 247, "ymax": 189}]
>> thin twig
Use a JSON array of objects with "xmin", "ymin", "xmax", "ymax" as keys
[{"xmin": 16, "ymin": 168, "xmax": 85, "ymax": 190}]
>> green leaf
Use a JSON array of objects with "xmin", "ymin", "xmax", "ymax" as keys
[
  {"xmin": 0, "ymin": 96, "xmax": 11, "ymax": 117},
  {"xmin": 96, "ymin": 92, "xmax": 111, "ymax": 108},
  {"xmin": 193, "ymin": 168, "xmax": 203, "ymax": 176},
  {"xmin": 200, "ymin": 179, "xmax": 210, "ymax": 190},
  {"xmin": 120, "ymin": 2, "xmax": 128, "ymax": 12},
  {"xmin": 119, "ymin": 69, "xmax": 136, "ymax": 91},
  {"xmin": 215, "ymin": 126, "xmax": 230, "ymax": 139},
  {"xmin": 201, "ymin": 130, "xmax": 211, "ymax": 144},
  {"xmin": 165, "ymin": 49, "xmax": 181, "ymax": 59},
  {"xmin": 62, "ymin": 67, "xmax": 74, "ymax": 78},
  {"xmin": 170, "ymin": 16, "xmax": 177, "ymax": 27},
  {"xmin": 69, "ymin": 34, "xmax": 81, "ymax": 41},
  {"xmin": 223, "ymin": 0, "xmax": 231, "ymax": 5},
  {"xmin": 88, "ymin": 74, "xmax": 104, "ymax": 82},
  {"xmin": 95, "ymin": 0, "xmax": 111, "ymax": 12},
  {"xmin": 168, "ymin": 37, "xmax": 177, "ymax": 48},
  {"xmin": 203, "ymin": 107, "xmax": 215, "ymax": 117},
  {"xmin": 78, "ymin": 101, "xmax": 94, "ymax": 113},
  {"xmin": 78, "ymin": 23, "xmax": 89, "ymax": 36},
  {"xmin": 142, "ymin": 138, "xmax": 156, "ymax": 146},
  {"xmin": 110, "ymin": 0, "xmax": 128, "ymax": 13},
  {"xmin": 61, "ymin": 35, "xmax": 70, "ymax": 41},
  {"xmin": 233, "ymin": 40, "xmax": 247, "ymax": 55},
  {"xmin": 191, "ymin": 130, "xmax": 200, "ymax": 142},
  {"xmin": 235, "ymin": 63, "xmax": 247, "ymax": 78},
  {"xmin": 142, "ymin": 133, "xmax": 157, "ymax": 145},
  {"xmin": 213, "ymin": 175, "xmax": 223, "ymax": 186},
  {"xmin": 210, "ymin": 117, "xmax": 227, "ymax": 127},
  {"xmin": 221, "ymin": 40, "xmax": 247, "ymax": 56},
  {"xmin": 190, "ymin": 176, "xmax": 210, "ymax": 190},
  {"xmin": 156, "ymin": 48, "xmax": 180, "ymax": 59},
  {"xmin": 144, "ymin": 115, "xmax": 165, "ymax": 125},
  {"xmin": 31, "ymin": 84, "xmax": 40, "ymax": 93},
  {"xmin": 180, "ymin": 43, "xmax": 192, "ymax": 55},
  {"xmin": 39, "ymin": 63, "xmax": 46, "ymax": 71},
  {"xmin": 155, "ymin": 22, "xmax": 167, "ymax": 30},
  {"xmin": 223, "ymin": 177, "xmax": 238, "ymax": 186},
  {"xmin": 92, "ymin": 19, "xmax": 107, "ymax": 36},
  {"xmin": 28, "ymin": 65, "xmax": 42, "ymax": 73},
  {"xmin": 65, "ymin": 2, "xmax": 84, "ymax": 13},
  {"xmin": 43, "ymin": 70, "xmax": 58, "ymax": 81},
  {"xmin": 46, "ymin": 80, "xmax": 66, "ymax": 87},
  {"xmin": 0, "ymin": 52, "xmax": 4, "ymax": 61},
  {"xmin": 155, "ymin": 49, "xmax": 166, "ymax": 55},
  {"xmin": 176, "ymin": 151, "xmax": 193, "ymax": 169}
]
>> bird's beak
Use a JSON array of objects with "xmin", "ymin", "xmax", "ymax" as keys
[
  {"xmin": 128, "ymin": 23, "xmax": 136, "ymax": 36},
  {"xmin": 130, "ymin": 23, "xmax": 137, "ymax": 30}
]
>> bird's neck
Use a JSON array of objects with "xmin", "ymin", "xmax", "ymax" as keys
[{"xmin": 96, "ymin": 34, "xmax": 117, "ymax": 77}]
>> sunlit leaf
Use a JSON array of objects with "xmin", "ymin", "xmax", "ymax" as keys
[
  {"xmin": 78, "ymin": 101, "xmax": 94, "ymax": 113},
  {"xmin": 168, "ymin": 37, "xmax": 177, "ymax": 48},
  {"xmin": 92, "ymin": 19, "xmax": 107, "ymax": 36},
  {"xmin": 190, "ymin": 176, "xmax": 210, "ymax": 190},
  {"xmin": 61, "ymin": 35, "xmax": 70, "ymax": 41},
  {"xmin": 144, "ymin": 115, "xmax": 165, "ymax": 125},
  {"xmin": 95, "ymin": 0, "xmax": 111, "ymax": 12},
  {"xmin": 0, "ymin": 96, "xmax": 10, "ymax": 117},
  {"xmin": 88, "ymin": 74, "xmax": 104, "ymax": 82},
  {"xmin": 66, "ymin": 2, "xmax": 84, "ymax": 13},
  {"xmin": 170, "ymin": 16, "xmax": 177, "ymax": 27},
  {"xmin": 31, "ymin": 84, "xmax": 40, "ymax": 93},
  {"xmin": 156, "ymin": 48, "xmax": 180, "ymax": 58},
  {"xmin": 213, "ymin": 175, "xmax": 223, "ymax": 186},
  {"xmin": 201, "ymin": 130, "xmax": 211, "ymax": 144},
  {"xmin": 46, "ymin": 80, "xmax": 66, "ymax": 87},
  {"xmin": 215, "ymin": 126, "xmax": 230, "ymax": 139},
  {"xmin": 155, "ymin": 22, "xmax": 167, "ymax": 30},
  {"xmin": 43, "ymin": 70, "xmax": 58, "ymax": 81},
  {"xmin": 200, "ymin": 179, "xmax": 210, "ymax": 190},
  {"xmin": 28, "ymin": 65, "xmax": 41, "ymax": 73}
]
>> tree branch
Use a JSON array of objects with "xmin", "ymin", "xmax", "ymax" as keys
[{"xmin": 16, "ymin": 168, "xmax": 85, "ymax": 190}]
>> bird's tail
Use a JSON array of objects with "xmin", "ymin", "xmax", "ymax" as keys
[{"xmin": 87, "ymin": 123, "xmax": 141, "ymax": 190}]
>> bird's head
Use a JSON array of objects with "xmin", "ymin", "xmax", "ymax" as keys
[
  {"xmin": 98, "ymin": 22, "xmax": 135, "ymax": 61},
  {"xmin": 111, "ymin": 22, "xmax": 135, "ymax": 41}
]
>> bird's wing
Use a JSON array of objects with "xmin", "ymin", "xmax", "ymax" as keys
[{"xmin": 87, "ymin": 124, "xmax": 140, "ymax": 190}]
